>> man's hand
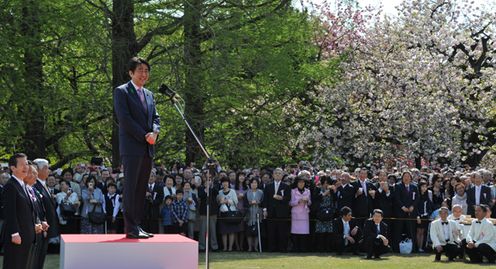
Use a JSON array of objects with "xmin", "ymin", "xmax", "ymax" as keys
[
  {"xmin": 11, "ymin": 234, "xmax": 21, "ymax": 245},
  {"xmin": 436, "ymin": 245, "xmax": 443, "ymax": 253},
  {"xmin": 346, "ymin": 235, "xmax": 355, "ymax": 244},
  {"xmin": 409, "ymin": 206, "xmax": 414, "ymax": 213},
  {"xmin": 351, "ymin": 226, "xmax": 358, "ymax": 236},
  {"xmin": 467, "ymin": 241, "xmax": 475, "ymax": 249},
  {"xmin": 41, "ymin": 221, "xmax": 50, "ymax": 232},
  {"xmin": 401, "ymin": 206, "xmax": 409, "ymax": 213},
  {"xmin": 273, "ymin": 194, "xmax": 283, "ymax": 201},
  {"xmin": 35, "ymin": 224, "xmax": 43, "ymax": 234},
  {"xmin": 145, "ymin": 132, "xmax": 158, "ymax": 145}
]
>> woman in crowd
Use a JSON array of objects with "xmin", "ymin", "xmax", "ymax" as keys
[
  {"xmin": 80, "ymin": 176, "xmax": 106, "ymax": 234},
  {"xmin": 416, "ymin": 180, "xmax": 433, "ymax": 252},
  {"xmin": 234, "ymin": 171, "xmax": 248, "ymax": 250},
  {"xmin": 56, "ymin": 180, "xmax": 80, "ymax": 234},
  {"xmin": 244, "ymin": 177, "xmax": 264, "ymax": 252},
  {"xmin": 451, "ymin": 183, "xmax": 468, "ymax": 215},
  {"xmin": 314, "ymin": 176, "xmax": 336, "ymax": 252},
  {"xmin": 182, "ymin": 181, "xmax": 198, "ymax": 239},
  {"xmin": 217, "ymin": 176, "xmax": 241, "ymax": 251},
  {"xmin": 289, "ymin": 176, "xmax": 311, "ymax": 252},
  {"xmin": 163, "ymin": 175, "xmax": 177, "ymax": 198}
]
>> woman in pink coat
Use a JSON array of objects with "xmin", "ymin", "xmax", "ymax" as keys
[{"xmin": 289, "ymin": 176, "xmax": 311, "ymax": 252}]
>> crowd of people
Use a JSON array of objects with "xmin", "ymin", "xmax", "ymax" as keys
[{"xmin": 1, "ymin": 155, "xmax": 496, "ymax": 268}]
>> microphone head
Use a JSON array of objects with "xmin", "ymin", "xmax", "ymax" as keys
[{"xmin": 158, "ymin": 84, "xmax": 176, "ymax": 98}]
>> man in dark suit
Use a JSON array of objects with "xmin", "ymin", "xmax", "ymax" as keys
[
  {"xmin": 114, "ymin": 57, "xmax": 160, "ymax": 239},
  {"xmin": 336, "ymin": 172, "xmax": 357, "ymax": 212},
  {"xmin": 352, "ymin": 168, "xmax": 377, "ymax": 229},
  {"xmin": 262, "ymin": 168, "xmax": 291, "ymax": 252},
  {"xmin": 332, "ymin": 206, "xmax": 361, "ymax": 255},
  {"xmin": 363, "ymin": 209, "xmax": 391, "ymax": 259},
  {"xmin": 2, "ymin": 153, "xmax": 39, "ymax": 269},
  {"xmin": 466, "ymin": 171, "xmax": 493, "ymax": 217},
  {"xmin": 33, "ymin": 158, "xmax": 58, "ymax": 267},
  {"xmin": 392, "ymin": 171, "xmax": 419, "ymax": 252},
  {"xmin": 373, "ymin": 171, "xmax": 394, "ymax": 228},
  {"xmin": 143, "ymin": 171, "xmax": 164, "ymax": 234}
]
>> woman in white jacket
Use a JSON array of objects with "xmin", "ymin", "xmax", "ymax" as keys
[{"xmin": 451, "ymin": 183, "xmax": 468, "ymax": 215}]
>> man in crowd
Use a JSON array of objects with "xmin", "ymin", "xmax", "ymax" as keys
[
  {"xmin": 463, "ymin": 204, "xmax": 496, "ymax": 263},
  {"xmin": 198, "ymin": 171, "xmax": 219, "ymax": 251},
  {"xmin": 336, "ymin": 172, "xmax": 356, "ymax": 213},
  {"xmin": 430, "ymin": 207, "xmax": 462, "ymax": 262},
  {"xmin": 2, "ymin": 153, "xmax": 38, "ymax": 269},
  {"xmin": 333, "ymin": 206, "xmax": 361, "ymax": 255},
  {"xmin": 33, "ymin": 159, "xmax": 59, "ymax": 264},
  {"xmin": 467, "ymin": 172, "xmax": 492, "ymax": 217},
  {"xmin": 393, "ymin": 171, "xmax": 418, "ymax": 252},
  {"xmin": 353, "ymin": 168, "xmax": 377, "ymax": 229},
  {"xmin": 143, "ymin": 171, "xmax": 163, "ymax": 234},
  {"xmin": 363, "ymin": 209, "xmax": 391, "ymax": 259},
  {"xmin": 263, "ymin": 168, "xmax": 291, "ymax": 252}
]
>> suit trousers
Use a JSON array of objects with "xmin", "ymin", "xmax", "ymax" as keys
[
  {"xmin": 267, "ymin": 218, "xmax": 290, "ymax": 252},
  {"xmin": 199, "ymin": 215, "xmax": 219, "ymax": 250},
  {"xmin": 434, "ymin": 243, "xmax": 461, "ymax": 260},
  {"xmin": 122, "ymin": 155, "xmax": 152, "ymax": 234},
  {"xmin": 462, "ymin": 239, "xmax": 496, "ymax": 263}
]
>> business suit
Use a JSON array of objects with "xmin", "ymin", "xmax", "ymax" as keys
[
  {"xmin": 33, "ymin": 179, "xmax": 59, "ymax": 267},
  {"xmin": 336, "ymin": 183, "xmax": 357, "ymax": 212},
  {"xmin": 362, "ymin": 219, "xmax": 390, "ymax": 258},
  {"xmin": 392, "ymin": 182, "xmax": 418, "ymax": 252},
  {"xmin": 429, "ymin": 219, "xmax": 462, "ymax": 261},
  {"xmin": 262, "ymin": 181, "xmax": 291, "ymax": 252},
  {"xmin": 2, "ymin": 177, "xmax": 36, "ymax": 269},
  {"xmin": 143, "ymin": 182, "xmax": 164, "ymax": 234},
  {"xmin": 114, "ymin": 81, "xmax": 160, "ymax": 235},
  {"xmin": 28, "ymin": 186, "xmax": 46, "ymax": 269},
  {"xmin": 332, "ymin": 217, "xmax": 361, "ymax": 254},
  {"xmin": 466, "ymin": 185, "xmax": 492, "ymax": 217},
  {"xmin": 463, "ymin": 218, "xmax": 496, "ymax": 263},
  {"xmin": 352, "ymin": 180, "xmax": 377, "ymax": 228}
]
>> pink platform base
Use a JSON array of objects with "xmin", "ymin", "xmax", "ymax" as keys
[{"xmin": 60, "ymin": 234, "xmax": 198, "ymax": 269}]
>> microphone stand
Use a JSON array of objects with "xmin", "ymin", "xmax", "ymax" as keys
[{"xmin": 159, "ymin": 85, "xmax": 213, "ymax": 269}]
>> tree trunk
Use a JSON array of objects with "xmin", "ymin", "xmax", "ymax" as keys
[
  {"xmin": 183, "ymin": 0, "xmax": 205, "ymax": 165},
  {"xmin": 20, "ymin": 0, "xmax": 47, "ymax": 159},
  {"xmin": 111, "ymin": 0, "xmax": 137, "ymax": 168}
]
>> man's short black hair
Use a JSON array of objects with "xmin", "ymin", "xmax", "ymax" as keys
[
  {"xmin": 478, "ymin": 204, "xmax": 489, "ymax": 213},
  {"xmin": 9, "ymin": 153, "xmax": 27, "ymax": 168},
  {"xmin": 107, "ymin": 183, "xmax": 117, "ymax": 189},
  {"xmin": 176, "ymin": 189, "xmax": 184, "ymax": 195},
  {"xmin": 373, "ymin": 209, "xmax": 384, "ymax": 217},
  {"xmin": 128, "ymin": 57, "xmax": 150, "ymax": 72},
  {"xmin": 341, "ymin": 206, "xmax": 352, "ymax": 216}
]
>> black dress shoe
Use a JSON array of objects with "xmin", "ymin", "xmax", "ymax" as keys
[
  {"xmin": 126, "ymin": 231, "xmax": 149, "ymax": 239},
  {"xmin": 138, "ymin": 227, "xmax": 154, "ymax": 237}
]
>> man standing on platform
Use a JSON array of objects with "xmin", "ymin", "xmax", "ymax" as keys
[{"xmin": 114, "ymin": 57, "xmax": 160, "ymax": 239}]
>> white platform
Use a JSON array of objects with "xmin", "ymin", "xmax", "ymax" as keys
[{"xmin": 60, "ymin": 234, "xmax": 198, "ymax": 269}]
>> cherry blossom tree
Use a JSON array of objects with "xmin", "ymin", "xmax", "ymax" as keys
[{"xmin": 298, "ymin": 0, "xmax": 496, "ymax": 168}]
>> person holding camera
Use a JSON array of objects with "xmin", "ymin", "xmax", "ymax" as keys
[
  {"xmin": 80, "ymin": 176, "xmax": 105, "ymax": 234},
  {"xmin": 56, "ymin": 180, "xmax": 80, "ymax": 233}
]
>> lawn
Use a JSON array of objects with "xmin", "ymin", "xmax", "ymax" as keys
[{"xmin": 3, "ymin": 252, "xmax": 490, "ymax": 269}]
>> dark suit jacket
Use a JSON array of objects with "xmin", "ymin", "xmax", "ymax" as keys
[
  {"xmin": 144, "ymin": 183, "xmax": 164, "ymax": 219},
  {"xmin": 34, "ymin": 180, "xmax": 59, "ymax": 239},
  {"xmin": 0, "ymin": 185, "xmax": 4, "ymax": 220},
  {"xmin": 262, "ymin": 181, "xmax": 291, "ymax": 219},
  {"xmin": 363, "ymin": 219, "xmax": 389, "ymax": 245},
  {"xmin": 466, "ymin": 185, "xmax": 493, "ymax": 216},
  {"xmin": 352, "ymin": 180, "xmax": 377, "ymax": 218},
  {"xmin": 336, "ymin": 183, "xmax": 357, "ymax": 212},
  {"xmin": 114, "ymin": 81, "xmax": 160, "ymax": 157},
  {"xmin": 393, "ymin": 182, "xmax": 419, "ymax": 217},
  {"xmin": 332, "ymin": 217, "xmax": 362, "ymax": 241},
  {"xmin": 198, "ymin": 185, "xmax": 220, "ymax": 216},
  {"xmin": 373, "ymin": 184, "xmax": 394, "ymax": 218},
  {"xmin": 2, "ymin": 177, "xmax": 36, "ymax": 247}
]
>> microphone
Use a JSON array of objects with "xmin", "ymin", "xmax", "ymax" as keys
[{"xmin": 158, "ymin": 84, "xmax": 176, "ymax": 99}]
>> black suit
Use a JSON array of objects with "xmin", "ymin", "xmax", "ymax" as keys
[
  {"xmin": 114, "ymin": 81, "xmax": 160, "ymax": 234},
  {"xmin": 262, "ymin": 181, "xmax": 291, "ymax": 252},
  {"xmin": 466, "ymin": 185, "xmax": 492, "ymax": 217},
  {"xmin": 336, "ymin": 183, "xmax": 357, "ymax": 212},
  {"xmin": 143, "ymin": 182, "xmax": 164, "ymax": 234},
  {"xmin": 29, "ymin": 186, "xmax": 46, "ymax": 269},
  {"xmin": 352, "ymin": 180, "xmax": 377, "ymax": 228},
  {"xmin": 2, "ymin": 177, "xmax": 36, "ymax": 269},
  {"xmin": 33, "ymin": 180, "xmax": 59, "ymax": 267},
  {"xmin": 392, "ymin": 182, "xmax": 419, "ymax": 252},
  {"xmin": 362, "ymin": 219, "xmax": 390, "ymax": 258},
  {"xmin": 332, "ymin": 217, "xmax": 361, "ymax": 254}
]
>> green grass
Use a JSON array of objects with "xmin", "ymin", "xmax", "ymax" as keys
[{"xmin": 2, "ymin": 252, "xmax": 492, "ymax": 269}]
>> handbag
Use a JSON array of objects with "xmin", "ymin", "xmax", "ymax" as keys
[
  {"xmin": 219, "ymin": 206, "xmax": 243, "ymax": 224},
  {"xmin": 60, "ymin": 202, "xmax": 76, "ymax": 216},
  {"xmin": 246, "ymin": 223, "xmax": 258, "ymax": 236},
  {"xmin": 399, "ymin": 238, "xmax": 413, "ymax": 254},
  {"xmin": 88, "ymin": 204, "xmax": 106, "ymax": 225},
  {"xmin": 317, "ymin": 207, "xmax": 335, "ymax": 221}
]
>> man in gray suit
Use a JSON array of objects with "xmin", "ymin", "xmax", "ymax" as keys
[{"xmin": 114, "ymin": 57, "xmax": 160, "ymax": 239}]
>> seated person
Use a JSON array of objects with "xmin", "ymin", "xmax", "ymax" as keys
[
  {"xmin": 333, "ymin": 206, "xmax": 361, "ymax": 255},
  {"xmin": 362, "ymin": 209, "xmax": 391, "ymax": 259},
  {"xmin": 430, "ymin": 207, "xmax": 462, "ymax": 262},
  {"xmin": 462, "ymin": 204, "xmax": 496, "ymax": 263}
]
